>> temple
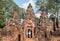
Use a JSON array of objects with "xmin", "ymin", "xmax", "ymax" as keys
[{"xmin": 0, "ymin": 3, "xmax": 60, "ymax": 41}]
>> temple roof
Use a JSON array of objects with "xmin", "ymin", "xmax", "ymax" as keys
[{"xmin": 23, "ymin": 3, "xmax": 37, "ymax": 26}]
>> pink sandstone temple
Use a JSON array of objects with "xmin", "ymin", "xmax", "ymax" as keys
[{"xmin": 0, "ymin": 3, "xmax": 60, "ymax": 41}]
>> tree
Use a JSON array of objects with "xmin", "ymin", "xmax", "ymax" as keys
[
  {"xmin": 5, "ymin": 0, "xmax": 25, "ymax": 19},
  {"xmin": 0, "ymin": 0, "xmax": 25, "ymax": 28},
  {"xmin": 35, "ymin": 0, "xmax": 47, "ymax": 11},
  {"xmin": 0, "ymin": 0, "xmax": 6, "ymax": 28},
  {"xmin": 49, "ymin": 14, "xmax": 56, "ymax": 31},
  {"xmin": 35, "ymin": 0, "xmax": 60, "ymax": 29},
  {"xmin": 45, "ymin": 0, "xmax": 60, "ymax": 29}
]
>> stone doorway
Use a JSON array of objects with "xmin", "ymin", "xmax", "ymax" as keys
[{"xmin": 18, "ymin": 34, "xmax": 21, "ymax": 41}]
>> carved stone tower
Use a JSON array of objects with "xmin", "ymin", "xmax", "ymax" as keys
[
  {"xmin": 40, "ymin": 10, "xmax": 53, "ymax": 33},
  {"xmin": 40, "ymin": 10, "xmax": 48, "ymax": 32},
  {"xmin": 36, "ymin": 10, "xmax": 49, "ymax": 41},
  {"xmin": 40, "ymin": 10, "xmax": 53, "ymax": 32},
  {"xmin": 2, "ymin": 9, "xmax": 24, "ymax": 41},
  {"xmin": 23, "ymin": 3, "xmax": 37, "ymax": 41},
  {"xmin": 6, "ymin": 9, "xmax": 21, "ymax": 27},
  {"xmin": 36, "ymin": 10, "xmax": 53, "ymax": 41}
]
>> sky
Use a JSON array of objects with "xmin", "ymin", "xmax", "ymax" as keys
[
  {"xmin": 13, "ymin": 0, "xmax": 40, "ymax": 18},
  {"xmin": 13, "ymin": 0, "xmax": 60, "ymax": 21},
  {"xmin": 13, "ymin": 0, "xmax": 35, "ymax": 10}
]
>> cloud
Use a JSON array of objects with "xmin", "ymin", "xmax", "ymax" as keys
[
  {"xmin": 13, "ymin": 0, "xmax": 40, "ymax": 18},
  {"xmin": 21, "ymin": 0, "xmax": 35, "ymax": 10},
  {"xmin": 35, "ymin": 13, "xmax": 40, "ymax": 18},
  {"xmin": 35, "ymin": 11, "xmax": 41, "ymax": 18}
]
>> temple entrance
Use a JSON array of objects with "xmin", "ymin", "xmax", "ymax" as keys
[{"xmin": 18, "ymin": 34, "xmax": 21, "ymax": 41}]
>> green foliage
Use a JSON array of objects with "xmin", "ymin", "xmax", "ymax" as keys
[
  {"xmin": 35, "ymin": 0, "xmax": 47, "ymax": 11},
  {"xmin": 0, "ymin": 12, "xmax": 6, "ymax": 28},
  {"xmin": 35, "ymin": 0, "xmax": 60, "ymax": 23},
  {"xmin": 0, "ymin": 0, "xmax": 25, "ymax": 28},
  {"xmin": 19, "ymin": 9, "xmax": 25, "ymax": 19},
  {"xmin": 49, "ymin": 14, "xmax": 55, "ymax": 21},
  {"xmin": 45, "ymin": 0, "xmax": 60, "ymax": 27},
  {"xmin": 4, "ymin": 0, "xmax": 25, "ymax": 19},
  {"xmin": 45, "ymin": 0, "xmax": 58, "ymax": 13},
  {"xmin": 0, "ymin": 0, "xmax": 6, "ymax": 28},
  {"xmin": 36, "ymin": 17, "xmax": 40, "ymax": 24},
  {"xmin": 36, "ymin": 0, "xmax": 60, "ymax": 12}
]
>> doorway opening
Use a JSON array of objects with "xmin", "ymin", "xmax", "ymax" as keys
[{"xmin": 18, "ymin": 34, "xmax": 21, "ymax": 41}]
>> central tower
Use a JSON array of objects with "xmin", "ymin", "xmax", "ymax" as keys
[{"xmin": 23, "ymin": 3, "xmax": 37, "ymax": 41}]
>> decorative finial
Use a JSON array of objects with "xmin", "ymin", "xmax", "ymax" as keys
[
  {"xmin": 14, "ymin": 7, "xmax": 17, "ymax": 12},
  {"xmin": 13, "ymin": 7, "xmax": 18, "ymax": 18},
  {"xmin": 28, "ymin": 3, "xmax": 32, "ymax": 8},
  {"xmin": 13, "ymin": 7, "xmax": 18, "ymax": 14}
]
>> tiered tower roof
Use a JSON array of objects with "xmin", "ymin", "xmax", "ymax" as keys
[{"xmin": 24, "ymin": 3, "xmax": 37, "ymax": 26}]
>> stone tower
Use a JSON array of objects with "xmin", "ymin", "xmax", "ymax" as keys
[
  {"xmin": 2, "ymin": 9, "xmax": 24, "ymax": 41},
  {"xmin": 40, "ymin": 10, "xmax": 53, "ymax": 32},
  {"xmin": 6, "ymin": 9, "xmax": 21, "ymax": 27},
  {"xmin": 37, "ymin": 10, "xmax": 49, "ymax": 41},
  {"xmin": 40, "ymin": 10, "xmax": 48, "ymax": 31},
  {"xmin": 23, "ymin": 3, "xmax": 37, "ymax": 41},
  {"xmin": 36, "ymin": 10, "xmax": 53, "ymax": 41}
]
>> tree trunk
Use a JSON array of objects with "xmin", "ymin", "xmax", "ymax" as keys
[
  {"xmin": 53, "ymin": 19, "xmax": 56, "ymax": 31},
  {"xmin": 54, "ymin": 4, "xmax": 59, "ymax": 31},
  {"xmin": 56, "ymin": 11, "xmax": 58, "ymax": 28}
]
